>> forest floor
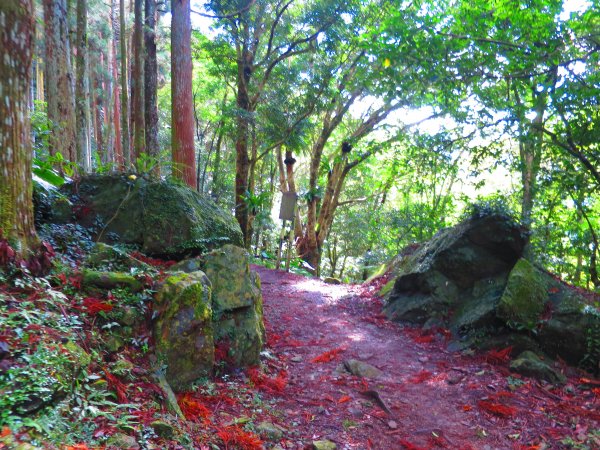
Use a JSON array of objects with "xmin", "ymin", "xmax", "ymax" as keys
[
  {"xmin": 251, "ymin": 265, "xmax": 600, "ymax": 450},
  {"xmin": 1, "ymin": 261, "xmax": 600, "ymax": 449}
]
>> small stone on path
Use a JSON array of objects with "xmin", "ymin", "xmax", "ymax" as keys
[
  {"xmin": 313, "ymin": 440, "xmax": 337, "ymax": 450},
  {"xmin": 343, "ymin": 359, "xmax": 382, "ymax": 378}
]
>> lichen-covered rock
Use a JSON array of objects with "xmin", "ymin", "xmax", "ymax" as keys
[
  {"xmin": 40, "ymin": 175, "xmax": 243, "ymax": 258},
  {"xmin": 537, "ymin": 283, "xmax": 600, "ymax": 369},
  {"xmin": 497, "ymin": 259, "xmax": 547, "ymax": 329},
  {"xmin": 384, "ymin": 213, "xmax": 527, "ymax": 324},
  {"xmin": 85, "ymin": 242, "xmax": 150, "ymax": 271},
  {"xmin": 154, "ymin": 271, "xmax": 214, "ymax": 391},
  {"xmin": 510, "ymin": 351, "xmax": 566, "ymax": 384},
  {"xmin": 82, "ymin": 269, "xmax": 144, "ymax": 292},
  {"xmin": 201, "ymin": 245, "xmax": 265, "ymax": 367}
]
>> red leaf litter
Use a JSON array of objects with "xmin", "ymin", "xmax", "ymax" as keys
[
  {"xmin": 311, "ymin": 347, "xmax": 346, "ymax": 363},
  {"xmin": 216, "ymin": 425, "xmax": 263, "ymax": 450},
  {"xmin": 251, "ymin": 265, "xmax": 600, "ymax": 449},
  {"xmin": 177, "ymin": 392, "xmax": 212, "ymax": 421}
]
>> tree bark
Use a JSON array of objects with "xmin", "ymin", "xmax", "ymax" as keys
[
  {"xmin": 144, "ymin": 0, "xmax": 159, "ymax": 175},
  {"xmin": 75, "ymin": 0, "xmax": 91, "ymax": 171},
  {"xmin": 0, "ymin": 0, "xmax": 38, "ymax": 255},
  {"xmin": 43, "ymin": 0, "xmax": 77, "ymax": 163},
  {"xmin": 110, "ymin": 0, "xmax": 124, "ymax": 169},
  {"xmin": 171, "ymin": 0, "xmax": 196, "ymax": 188},
  {"xmin": 131, "ymin": 0, "xmax": 145, "ymax": 161},
  {"xmin": 119, "ymin": 0, "xmax": 131, "ymax": 167}
]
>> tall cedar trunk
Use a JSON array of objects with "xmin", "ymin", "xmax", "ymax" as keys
[
  {"xmin": 235, "ymin": 52, "xmax": 252, "ymax": 246},
  {"xmin": 0, "ymin": 0, "xmax": 38, "ymax": 255},
  {"xmin": 110, "ymin": 0, "xmax": 124, "ymax": 168},
  {"xmin": 43, "ymin": 0, "xmax": 77, "ymax": 163},
  {"xmin": 144, "ymin": 0, "xmax": 159, "ymax": 175},
  {"xmin": 171, "ymin": 0, "xmax": 196, "ymax": 188},
  {"xmin": 75, "ymin": 0, "xmax": 91, "ymax": 171},
  {"xmin": 93, "ymin": 49, "xmax": 106, "ymax": 163},
  {"xmin": 119, "ymin": 0, "xmax": 131, "ymax": 167},
  {"xmin": 131, "ymin": 0, "xmax": 145, "ymax": 160}
]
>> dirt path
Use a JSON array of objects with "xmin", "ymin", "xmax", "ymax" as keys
[{"xmin": 254, "ymin": 265, "xmax": 599, "ymax": 450}]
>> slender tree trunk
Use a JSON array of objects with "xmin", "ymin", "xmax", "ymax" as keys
[
  {"xmin": 119, "ymin": 0, "xmax": 131, "ymax": 167},
  {"xmin": 110, "ymin": 0, "xmax": 124, "ymax": 168},
  {"xmin": 171, "ymin": 0, "xmax": 196, "ymax": 188},
  {"xmin": 234, "ymin": 45, "xmax": 255, "ymax": 247},
  {"xmin": 131, "ymin": 0, "xmax": 145, "ymax": 161},
  {"xmin": 44, "ymin": 0, "xmax": 77, "ymax": 163},
  {"xmin": 144, "ymin": 0, "xmax": 159, "ymax": 175},
  {"xmin": 75, "ymin": 0, "xmax": 91, "ymax": 171},
  {"xmin": 92, "ymin": 50, "xmax": 106, "ymax": 163},
  {"xmin": 0, "ymin": 0, "xmax": 38, "ymax": 256}
]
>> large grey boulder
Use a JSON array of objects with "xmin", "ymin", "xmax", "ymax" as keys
[
  {"xmin": 154, "ymin": 271, "xmax": 214, "ymax": 391},
  {"xmin": 200, "ymin": 245, "xmax": 265, "ymax": 368},
  {"xmin": 37, "ymin": 174, "xmax": 243, "ymax": 258},
  {"xmin": 382, "ymin": 212, "xmax": 600, "ymax": 374},
  {"xmin": 384, "ymin": 213, "xmax": 528, "ymax": 326}
]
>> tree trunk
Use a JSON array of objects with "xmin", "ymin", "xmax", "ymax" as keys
[
  {"xmin": 119, "ymin": 0, "xmax": 131, "ymax": 167},
  {"xmin": 75, "ymin": 0, "xmax": 91, "ymax": 171},
  {"xmin": 144, "ymin": 0, "xmax": 159, "ymax": 175},
  {"xmin": 520, "ymin": 90, "xmax": 546, "ymax": 226},
  {"xmin": 171, "ymin": 0, "xmax": 196, "ymax": 188},
  {"xmin": 44, "ymin": 0, "xmax": 77, "ymax": 163},
  {"xmin": 92, "ymin": 49, "xmax": 106, "ymax": 163},
  {"xmin": 234, "ymin": 51, "xmax": 253, "ymax": 246},
  {"xmin": 131, "ymin": 0, "xmax": 145, "ymax": 161},
  {"xmin": 110, "ymin": 0, "xmax": 124, "ymax": 169},
  {"xmin": 0, "ymin": 0, "xmax": 38, "ymax": 256}
]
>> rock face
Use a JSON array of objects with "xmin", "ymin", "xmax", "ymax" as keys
[
  {"xmin": 38, "ymin": 174, "xmax": 243, "ymax": 258},
  {"xmin": 154, "ymin": 245, "xmax": 265, "ymax": 389},
  {"xmin": 154, "ymin": 271, "xmax": 214, "ymax": 391},
  {"xmin": 384, "ymin": 213, "xmax": 528, "ymax": 327},
  {"xmin": 201, "ymin": 245, "xmax": 265, "ymax": 368},
  {"xmin": 383, "ymin": 212, "xmax": 600, "ymax": 375}
]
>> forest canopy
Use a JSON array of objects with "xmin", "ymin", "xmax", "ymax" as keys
[{"xmin": 1, "ymin": 0, "xmax": 599, "ymax": 285}]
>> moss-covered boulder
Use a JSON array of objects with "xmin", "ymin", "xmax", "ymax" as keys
[
  {"xmin": 82, "ymin": 269, "xmax": 144, "ymax": 292},
  {"xmin": 384, "ymin": 213, "xmax": 528, "ymax": 324},
  {"xmin": 497, "ymin": 259, "xmax": 548, "ymax": 329},
  {"xmin": 40, "ymin": 174, "xmax": 243, "ymax": 258},
  {"xmin": 509, "ymin": 351, "xmax": 566, "ymax": 384},
  {"xmin": 201, "ymin": 245, "xmax": 265, "ymax": 367},
  {"xmin": 154, "ymin": 272, "xmax": 214, "ymax": 391},
  {"xmin": 537, "ymin": 282, "xmax": 600, "ymax": 370}
]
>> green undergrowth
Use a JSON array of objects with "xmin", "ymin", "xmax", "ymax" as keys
[{"xmin": 0, "ymin": 243, "xmax": 284, "ymax": 449}]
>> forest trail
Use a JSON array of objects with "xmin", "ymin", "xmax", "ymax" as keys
[{"xmin": 254, "ymin": 265, "xmax": 599, "ymax": 450}]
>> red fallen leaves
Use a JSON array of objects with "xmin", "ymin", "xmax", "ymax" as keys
[
  {"xmin": 408, "ymin": 370, "xmax": 432, "ymax": 384},
  {"xmin": 216, "ymin": 425, "xmax": 263, "ymax": 450},
  {"xmin": 477, "ymin": 390, "xmax": 517, "ymax": 418},
  {"xmin": 0, "ymin": 238, "xmax": 16, "ymax": 266},
  {"xmin": 413, "ymin": 334, "xmax": 435, "ymax": 344},
  {"xmin": 81, "ymin": 297, "xmax": 113, "ymax": 315},
  {"xmin": 129, "ymin": 251, "xmax": 176, "ymax": 268},
  {"xmin": 398, "ymin": 439, "xmax": 427, "ymax": 450},
  {"xmin": 477, "ymin": 400, "xmax": 517, "ymax": 418},
  {"xmin": 485, "ymin": 346, "xmax": 513, "ymax": 365},
  {"xmin": 247, "ymin": 367, "xmax": 288, "ymax": 393},
  {"xmin": 311, "ymin": 347, "xmax": 345, "ymax": 363},
  {"xmin": 103, "ymin": 369, "xmax": 128, "ymax": 403},
  {"xmin": 338, "ymin": 395, "xmax": 351, "ymax": 403},
  {"xmin": 178, "ymin": 393, "xmax": 212, "ymax": 421}
]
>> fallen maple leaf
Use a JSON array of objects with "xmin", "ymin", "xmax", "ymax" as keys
[
  {"xmin": 398, "ymin": 439, "xmax": 427, "ymax": 450},
  {"xmin": 408, "ymin": 370, "xmax": 432, "ymax": 384},
  {"xmin": 311, "ymin": 347, "xmax": 345, "ymax": 363},
  {"xmin": 462, "ymin": 404, "xmax": 472, "ymax": 411},
  {"xmin": 338, "ymin": 395, "xmax": 351, "ymax": 403},
  {"xmin": 477, "ymin": 400, "xmax": 516, "ymax": 418}
]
